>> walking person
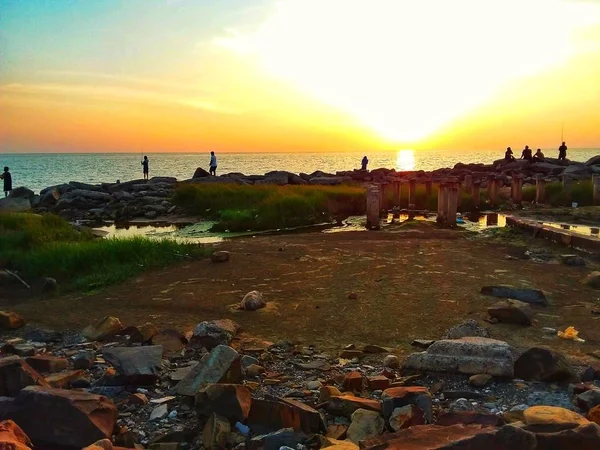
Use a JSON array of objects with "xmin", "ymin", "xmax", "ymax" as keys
[
  {"xmin": 141, "ymin": 155, "xmax": 149, "ymax": 180},
  {"xmin": 558, "ymin": 141, "xmax": 568, "ymax": 161},
  {"xmin": 209, "ymin": 151, "xmax": 217, "ymax": 176},
  {"xmin": 361, "ymin": 155, "xmax": 369, "ymax": 170},
  {"xmin": 1, "ymin": 166, "xmax": 12, "ymax": 197}
]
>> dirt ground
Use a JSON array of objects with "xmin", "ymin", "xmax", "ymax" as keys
[{"xmin": 3, "ymin": 223, "xmax": 600, "ymax": 357}]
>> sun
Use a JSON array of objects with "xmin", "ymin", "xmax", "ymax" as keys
[{"xmin": 216, "ymin": 0, "xmax": 600, "ymax": 144}]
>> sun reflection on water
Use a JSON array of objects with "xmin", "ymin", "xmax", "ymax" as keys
[{"xmin": 396, "ymin": 149, "xmax": 415, "ymax": 171}]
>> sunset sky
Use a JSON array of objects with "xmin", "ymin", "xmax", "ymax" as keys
[{"xmin": 1, "ymin": 0, "xmax": 600, "ymax": 153}]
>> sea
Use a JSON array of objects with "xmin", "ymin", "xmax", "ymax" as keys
[{"xmin": 1, "ymin": 148, "xmax": 598, "ymax": 194}]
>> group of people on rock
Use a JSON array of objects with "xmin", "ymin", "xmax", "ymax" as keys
[
  {"xmin": 141, "ymin": 151, "xmax": 218, "ymax": 179},
  {"xmin": 505, "ymin": 142, "xmax": 568, "ymax": 163}
]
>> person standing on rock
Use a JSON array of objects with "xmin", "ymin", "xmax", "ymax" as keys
[
  {"xmin": 209, "ymin": 151, "xmax": 217, "ymax": 176},
  {"xmin": 558, "ymin": 142, "xmax": 568, "ymax": 161},
  {"xmin": 0, "ymin": 167, "xmax": 12, "ymax": 197},
  {"xmin": 361, "ymin": 155, "xmax": 369, "ymax": 171},
  {"xmin": 141, "ymin": 156, "xmax": 149, "ymax": 180}
]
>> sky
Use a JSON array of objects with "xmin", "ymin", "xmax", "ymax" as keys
[{"xmin": 1, "ymin": 0, "xmax": 600, "ymax": 153}]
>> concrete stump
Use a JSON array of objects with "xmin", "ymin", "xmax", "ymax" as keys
[
  {"xmin": 471, "ymin": 182, "xmax": 481, "ymax": 209},
  {"xmin": 446, "ymin": 182, "xmax": 459, "ymax": 226},
  {"xmin": 511, "ymin": 175, "xmax": 523, "ymax": 205},
  {"xmin": 392, "ymin": 181, "xmax": 401, "ymax": 207},
  {"xmin": 437, "ymin": 182, "xmax": 448, "ymax": 224},
  {"xmin": 380, "ymin": 183, "xmax": 389, "ymax": 212},
  {"xmin": 464, "ymin": 175, "xmax": 472, "ymax": 192},
  {"xmin": 562, "ymin": 176, "xmax": 573, "ymax": 204},
  {"xmin": 594, "ymin": 175, "xmax": 600, "ymax": 206},
  {"xmin": 366, "ymin": 187, "xmax": 381, "ymax": 230},
  {"xmin": 408, "ymin": 180, "xmax": 416, "ymax": 209},
  {"xmin": 425, "ymin": 181, "xmax": 432, "ymax": 198},
  {"xmin": 535, "ymin": 175, "xmax": 546, "ymax": 204},
  {"xmin": 488, "ymin": 177, "xmax": 499, "ymax": 207}
]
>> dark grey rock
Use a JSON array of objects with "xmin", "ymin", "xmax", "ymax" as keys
[{"xmin": 480, "ymin": 285, "xmax": 548, "ymax": 306}]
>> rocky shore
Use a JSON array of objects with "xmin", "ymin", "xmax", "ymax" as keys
[{"xmin": 0, "ymin": 156, "xmax": 598, "ymax": 223}]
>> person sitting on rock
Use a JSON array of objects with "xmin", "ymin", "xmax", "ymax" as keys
[
  {"xmin": 141, "ymin": 156, "xmax": 149, "ymax": 180},
  {"xmin": 505, "ymin": 147, "xmax": 515, "ymax": 161},
  {"xmin": 558, "ymin": 141, "xmax": 568, "ymax": 161},
  {"xmin": 0, "ymin": 166, "xmax": 12, "ymax": 197},
  {"xmin": 520, "ymin": 146, "xmax": 533, "ymax": 161},
  {"xmin": 361, "ymin": 155, "xmax": 369, "ymax": 170},
  {"xmin": 533, "ymin": 148, "xmax": 545, "ymax": 162}
]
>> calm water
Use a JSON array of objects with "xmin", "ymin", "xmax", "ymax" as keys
[{"xmin": 1, "ymin": 149, "xmax": 598, "ymax": 193}]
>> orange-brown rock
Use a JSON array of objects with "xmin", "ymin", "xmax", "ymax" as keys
[
  {"xmin": 327, "ymin": 394, "xmax": 381, "ymax": 417},
  {"xmin": 0, "ymin": 356, "xmax": 50, "ymax": 396},
  {"xmin": 319, "ymin": 385, "xmax": 342, "ymax": 403},
  {"xmin": 589, "ymin": 404, "xmax": 600, "ymax": 425},
  {"xmin": 342, "ymin": 371, "xmax": 364, "ymax": 392},
  {"xmin": 523, "ymin": 405, "xmax": 589, "ymax": 431},
  {"xmin": 25, "ymin": 355, "xmax": 69, "ymax": 374},
  {"xmin": 247, "ymin": 397, "xmax": 324, "ymax": 435},
  {"xmin": 0, "ymin": 312, "xmax": 24, "ymax": 330},
  {"xmin": 195, "ymin": 384, "xmax": 252, "ymax": 423},
  {"xmin": 435, "ymin": 411, "xmax": 503, "ymax": 427},
  {"xmin": 45, "ymin": 370, "xmax": 88, "ymax": 388},
  {"xmin": 367, "ymin": 376, "xmax": 391, "ymax": 391},
  {"xmin": 0, "ymin": 420, "xmax": 32, "ymax": 450}
]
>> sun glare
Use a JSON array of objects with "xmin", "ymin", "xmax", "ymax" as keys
[
  {"xmin": 216, "ymin": 0, "xmax": 600, "ymax": 144},
  {"xmin": 396, "ymin": 149, "xmax": 415, "ymax": 171}
]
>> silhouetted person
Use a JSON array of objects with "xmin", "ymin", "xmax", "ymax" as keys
[
  {"xmin": 505, "ymin": 147, "xmax": 515, "ymax": 161},
  {"xmin": 209, "ymin": 151, "xmax": 217, "ymax": 176},
  {"xmin": 533, "ymin": 148, "xmax": 545, "ymax": 162},
  {"xmin": 141, "ymin": 155, "xmax": 149, "ymax": 180},
  {"xmin": 558, "ymin": 141, "xmax": 567, "ymax": 161},
  {"xmin": 361, "ymin": 155, "xmax": 369, "ymax": 170},
  {"xmin": 520, "ymin": 146, "xmax": 533, "ymax": 161},
  {"xmin": 1, "ymin": 166, "xmax": 12, "ymax": 197}
]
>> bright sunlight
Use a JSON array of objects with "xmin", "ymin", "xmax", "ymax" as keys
[{"xmin": 216, "ymin": 0, "xmax": 600, "ymax": 144}]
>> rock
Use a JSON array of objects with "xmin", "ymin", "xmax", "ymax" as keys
[
  {"xmin": 535, "ymin": 423, "xmax": 600, "ymax": 449},
  {"xmin": 73, "ymin": 351, "xmax": 95, "ymax": 370},
  {"xmin": 342, "ymin": 372, "xmax": 364, "ymax": 392},
  {"xmin": 582, "ymin": 272, "xmax": 600, "ymax": 289},
  {"xmin": 45, "ymin": 370, "xmax": 88, "ymax": 389},
  {"xmin": 340, "ymin": 349, "xmax": 363, "ymax": 359},
  {"xmin": 383, "ymin": 355, "xmax": 400, "ymax": 369},
  {"xmin": 319, "ymin": 385, "xmax": 342, "ymax": 403},
  {"xmin": 309, "ymin": 177, "xmax": 343, "ymax": 185},
  {"xmin": 175, "ymin": 345, "xmax": 241, "ymax": 396},
  {"xmin": 481, "ymin": 285, "xmax": 548, "ymax": 305},
  {"xmin": 588, "ymin": 405, "xmax": 600, "ymax": 425},
  {"xmin": 0, "ymin": 420, "xmax": 32, "ymax": 450},
  {"xmin": 403, "ymin": 337, "xmax": 514, "ymax": 377},
  {"xmin": 542, "ymin": 327, "xmax": 557, "ymax": 336},
  {"xmin": 152, "ymin": 329, "xmax": 187, "ymax": 355},
  {"xmin": 523, "ymin": 405, "xmax": 589, "ymax": 430},
  {"xmin": 129, "ymin": 393, "xmax": 148, "ymax": 405},
  {"xmin": 249, "ymin": 428, "xmax": 307, "ymax": 450},
  {"xmin": 306, "ymin": 380, "xmax": 322, "ymax": 390},
  {"xmin": 561, "ymin": 254, "xmax": 586, "ymax": 266},
  {"xmin": 68, "ymin": 189, "xmax": 111, "ymax": 202},
  {"xmin": 295, "ymin": 360, "xmax": 331, "ymax": 371},
  {"xmin": 150, "ymin": 404, "xmax": 168, "ymax": 421},
  {"xmin": 102, "ymin": 346, "xmax": 162, "ymax": 385},
  {"xmin": 193, "ymin": 167, "xmax": 211, "ymax": 178},
  {"xmin": 514, "ymin": 347, "xmax": 576, "ymax": 382},
  {"xmin": 82, "ymin": 316, "xmax": 124, "ymax": 341},
  {"xmin": 210, "ymin": 251, "xmax": 230, "ymax": 263},
  {"xmin": 0, "ymin": 356, "xmax": 50, "ymax": 396},
  {"xmin": 449, "ymin": 398, "xmax": 474, "ymax": 412},
  {"xmin": 195, "ymin": 384, "xmax": 252, "ymax": 422},
  {"xmin": 442, "ymin": 319, "xmax": 490, "ymax": 339},
  {"xmin": 348, "ymin": 292, "xmax": 358, "ymax": 300},
  {"xmin": 3, "ymin": 386, "xmax": 117, "ymax": 449},
  {"xmin": 0, "ymin": 197, "xmax": 30, "ymax": 212},
  {"xmin": 82, "ymin": 439, "xmax": 113, "ymax": 450},
  {"xmin": 0, "ymin": 312, "xmax": 24, "ymax": 330},
  {"xmin": 435, "ymin": 411, "xmax": 502, "ymax": 427},
  {"xmin": 487, "ymin": 300, "xmax": 533, "ymax": 326},
  {"xmin": 411, "ymin": 339, "xmax": 435, "ymax": 349},
  {"xmin": 245, "ymin": 364, "xmax": 265, "ymax": 377},
  {"xmin": 8, "ymin": 187, "xmax": 35, "ymax": 200},
  {"xmin": 202, "ymin": 413, "xmax": 231, "ymax": 450},
  {"xmin": 247, "ymin": 397, "xmax": 324, "ymax": 435},
  {"xmin": 24, "ymin": 328, "xmax": 62, "ymax": 343},
  {"xmin": 41, "ymin": 277, "xmax": 58, "ymax": 293},
  {"xmin": 363, "ymin": 345, "xmax": 389, "ymax": 353},
  {"xmin": 327, "ymin": 395, "xmax": 381, "ymax": 417},
  {"xmin": 577, "ymin": 388, "xmax": 600, "ymax": 411},
  {"xmin": 468, "ymin": 374, "xmax": 492, "ymax": 387},
  {"xmin": 138, "ymin": 322, "xmax": 159, "ymax": 342},
  {"xmin": 241, "ymin": 355, "xmax": 260, "ymax": 369},
  {"xmin": 347, "ymin": 409, "xmax": 384, "ymax": 443},
  {"xmin": 240, "ymin": 291, "xmax": 266, "ymax": 311},
  {"xmin": 381, "ymin": 387, "xmax": 432, "ymax": 423},
  {"xmin": 25, "ymin": 355, "xmax": 68, "ymax": 374},
  {"xmin": 367, "ymin": 376, "xmax": 391, "ymax": 391},
  {"xmin": 189, "ymin": 319, "xmax": 240, "ymax": 349},
  {"xmin": 389, "ymin": 405, "xmax": 426, "ymax": 431}
]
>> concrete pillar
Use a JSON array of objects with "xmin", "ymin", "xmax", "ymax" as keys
[
  {"xmin": 437, "ymin": 182, "xmax": 448, "ymax": 224},
  {"xmin": 408, "ymin": 180, "xmax": 416, "ymax": 209},
  {"xmin": 535, "ymin": 174, "xmax": 546, "ymax": 204},
  {"xmin": 562, "ymin": 176, "xmax": 573, "ymax": 204},
  {"xmin": 380, "ymin": 183, "xmax": 389, "ymax": 212},
  {"xmin": 366, "ymin": 186, "xmax": 381, "ymax": 230},
  {"xmin": 489, "ymin": 177, "xmax": 499, "ymax": 207},
  {"xmin": 425, "ymin": 180, "xmax": 432, "ymax": 198},
  {"xmin": 464, "ymin": 174, "xmax": 473, "ymax": 192},
  {"xmin": 472, "ymin": 182, "xmax": 481, "ymax": 209},
  {"xmin": 594, "ymin": 175, "xmax": 600, "ymax": 206},
  {"xmin": 392, "ymin": 180, "xmax": 401, "ymax": 207},
  {"xmin": 446, "ymin": 182, "xmax": 459, "ymax": 226},
  {"xmin": 512, "ymin": 175, "xmax": 523, "ymax": 205}
]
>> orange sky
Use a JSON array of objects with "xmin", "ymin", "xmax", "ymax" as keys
[{"xmin": 1, "ymin": 0, "xmax": 600, "ymax": 153}]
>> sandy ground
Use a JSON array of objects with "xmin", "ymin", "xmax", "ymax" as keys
[{"xmin": 2, "ymin": 223, "xmax": 599, "ymax": 358}]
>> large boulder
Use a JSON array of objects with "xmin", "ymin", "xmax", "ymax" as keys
[
  {"xmin": 193, "ymin": 167, "xmax": 211, "ymax": 178},
  {"xmin": 0, "ymin": 197, "xmax": 30, "ymax": 212},
  {"xmin": 8, "ymin": 187, "xmax": 35, "ymax": 200},
  {"xmin": 189, "ymin": 319, "xmax": 240, "ymax": 349},
  {"xmin": 195, "ymin": 384, "xmax": 252, "ymax": 423},
  {"xmin": 0, "ymin": 420, "xmax": 32, "ymax": 450},
  {"xmin": 403, "ymin": 337, "xmax": 514, "ymax": 377},
  {"xmin": 523, "ymin": 405, "xmax": 589, "ymax": 431},
  {"xmin": 442, "ymin": 320, "xmax": 490, "ymax": 339},
  {"xmin": 514, "ymin": 348, "xmax": 577, "ymax": 382},
  {"xmin": 346, "ymin": 409, "xmax": 384, "ymax": 443},
  {"xmin": 487, "ymin": 300, "xmax": 533, "ymax": 325},
  {"xmin": 82, "ymin": 316, "xmax": 124, "ymax": 341},
  {"xmin": 68, "ymin": 189, "xmax": 111, "ymax": 202},
  {"xmin": 101, "ymin": 346, "xmax": 163, "ymax": 385},
  {"xmin": 480, "ymin": 285, "xmax": 548, "ymax": 306},
  {"xmin": 577, "ymin": 388, "xmax": 600, "ymax": 412},
  {"xmin": 3, "ymin": 386, "xmax": 117, "ymax": 449},
  {"xmin": 0, "ymin": 356, "xmax": 50, "ymax": 396},
  {"xmin": 174, "ymin": 345, "xmax": 241, "ymax": 396},
  {"xmin": 247, "ymin": 397, "xmax": 325, "ymax": 435}
]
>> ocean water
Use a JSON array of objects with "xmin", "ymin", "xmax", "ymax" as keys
[{"xmin": 1, "ymin": 149, "xmax": 598, "ymax": 194}]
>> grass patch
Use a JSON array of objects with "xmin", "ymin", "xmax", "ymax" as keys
[
  {"xmin": 522, "ymin": 181, "xmax": 593, "ymax": 206},
  {"xmin": 1, "ymin": 212, "xmax": 210, "ymax": 292},
  {"xmin": 172, "ymin": 183, "xmax": 366, "ymax": 231}
]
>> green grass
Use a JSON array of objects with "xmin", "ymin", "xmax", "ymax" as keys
[
  {"xmin": 522, "ymin": 180, "xmax": 593, "ymax": 206},
  {"xmin": 172, "ymin": 183, "xmax": 366, "ymax": 231},
  {"xmin": 0, "ymin": 212, "xmax": 210, "ymax": 292}
]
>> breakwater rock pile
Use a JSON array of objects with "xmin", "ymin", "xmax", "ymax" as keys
[{"xmin": 2, "ymin": 310, "xmax": 600, "ymax": 450}]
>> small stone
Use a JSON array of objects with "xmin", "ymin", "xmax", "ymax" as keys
[
  {"xmin": 82, "ymin": 316, "xmax": 124, "ymax": 342},
  {"xmin": 588, "ymin": 404, "xmax": 600, "ymax": 425},
  {"xmin": 561, "ymin": 254, "xmax": 586, "ymax": 266},
  {"xmin": 25, "ymin": 355, "xmax": 68, "ymax": 374},
  {"xmin": 306, "ymin": 380, "xmax": 322, "ymax": 390},
  {"xmin": 342, "ymin": 372, "xmax": 364, "ymax": 392},
  {"xmin": 150, "ymin": 404, "xmax": 168, "ymax": 421},
  {"xmin": 73, "ymin": 351, "xmax": 95, "ymax": 370},
  {"xmin": 582, "ymin": 272, "xmax": 600, "ymax": 289},
  {"xmin": 211, "ymin": 251, "xmax": 230, "ymax": 263},
  {"xmin": 347, "ymin": 408, "xmax": 385, "ymax": 443},
  {"xmin": 383, "ymin": 355, "xmax": 400, "ymax": 369},
  {"xmin": 348, "ymin": 292, "xmax": 358, "ymax": 300},
  {"xmin": 129, "ymin": 393, "xmax": 149, "ymax": 405},
  {"xmin": 542, "ymin": 327, "xmax": 557, "ymax": 336},
  {"xmin": 487, "ymin": 300, "xmax": 533, "ymax": 326},
  {"xmin": 442, "ymin": 319, "xmax": 490, "ymax": 339},
  {"xmin": 468, "ymin": 374, "xmax": 492, "ymax": 388},
  {"xmin": 239, "ymin": 291, "xmax": 266, "ymax": 311},
  {"xmin": 362, "ymin": 345, "xmax": 389, "ymax": 353},
  {"xmin": 241, "ymin": 355, "xmax": 259, "ymax": 369},
  {"xmin": 577, "ymin": 388, "xmax": 600, "ymax": 411},
  {"xmin": 245, "ymin": 364, "xmax": 265, "ymax": 377},
  {"xmin": 340, "ymin": 349, "xmax": 363, "ymax": 359},
  {"xmin": 450, "ymin": 398, "xmax": 475, "ymax": 412},
  {"xmin": 367, "ymin": 376, "xmax": 391, "ymax": 391},
  {"xmin": 410, "ymin": 340, "xmax": 434, "ymax": 349},
  {"xmin": 41, "ymin": 277, "xmax": 58, "ymax": 293},
  {"xmin": 389, "ymin": 405, "xmax": 426, "ymax": 431},
  {"xmin": 45, "ymin": 370, "xmax": 88, "ymax": 389},
  {"xmin": 0, "ymin": 311, "xmax": 25, "ymax": 330},
  {"xmin": 202, "ymin": 413, "xmax": 231, "ymax": 450},
  {"xmin": 319, "ymin": 385, "xmax": 342, "ymax": 403}
]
